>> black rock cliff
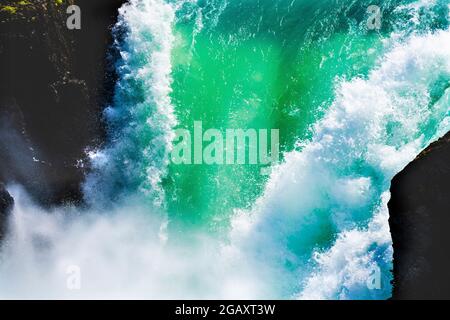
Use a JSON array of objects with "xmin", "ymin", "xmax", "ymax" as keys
[{"xmin": 389, "ymin": 131, "xmax": 450, "ymax": 299}]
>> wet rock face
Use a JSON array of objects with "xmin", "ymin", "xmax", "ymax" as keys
[
  {"xmin": 0, "ymin": 183, "xmax": 14, "ymax": 241},
  {"xmin": 0, "ymin": 0, "xmax": 124, "ymax": 206},
  {"xmin": 389, "ymin": 131, "xmax": 450, "ymax": 300}
]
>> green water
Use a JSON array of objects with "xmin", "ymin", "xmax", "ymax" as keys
[{"xmin": 166, "ymin": 0, "xmax": 386, "ymax": 228}]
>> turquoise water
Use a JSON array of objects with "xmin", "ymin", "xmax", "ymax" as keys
[
  {"xmin": 1, "ymin": 0, "xmax": 450, "ymax": 299},
  {"xmin": 167, "ymin": 0, "xmax": 388, "ymax": 228}
]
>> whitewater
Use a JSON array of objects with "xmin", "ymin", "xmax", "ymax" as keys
[{"xmin": 0, "ymin": 0, "xmax": 449, "ymax": 299}]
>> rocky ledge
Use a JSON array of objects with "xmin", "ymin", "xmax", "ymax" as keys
[
  {"xmin": 389, "ymin": 131, "xmax": 450, "ymax": 299},
  {"xmin": 0, "ymin": 0, "xmax": 124, "ymax": 206}
]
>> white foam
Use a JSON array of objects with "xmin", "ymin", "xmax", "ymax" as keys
[
  {"xmin": 228, "ymin": 29, "xmax": 450, "ymax": 299},
  {"xmin": 0, "ymin": 186, "xmax": 270, "ymax": 299},
  {"xmin": 83, "ymin": 0, "xmax": 177, "ymax": 207},
  {"xmin": 299, "ymin": 193, "xmax": 393, "ymax": 300}
]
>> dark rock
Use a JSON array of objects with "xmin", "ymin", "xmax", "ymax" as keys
[
  {"xmin": 0, "ymin": 0, "xmax": 124, "ymax": 206},
  {"xmin": 0, "ymin": 182, "xmax": 14, "ymax": 241},
  {"xmin": 389, "ymin": 131, "xmax": 450, "ymax": 299}
]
